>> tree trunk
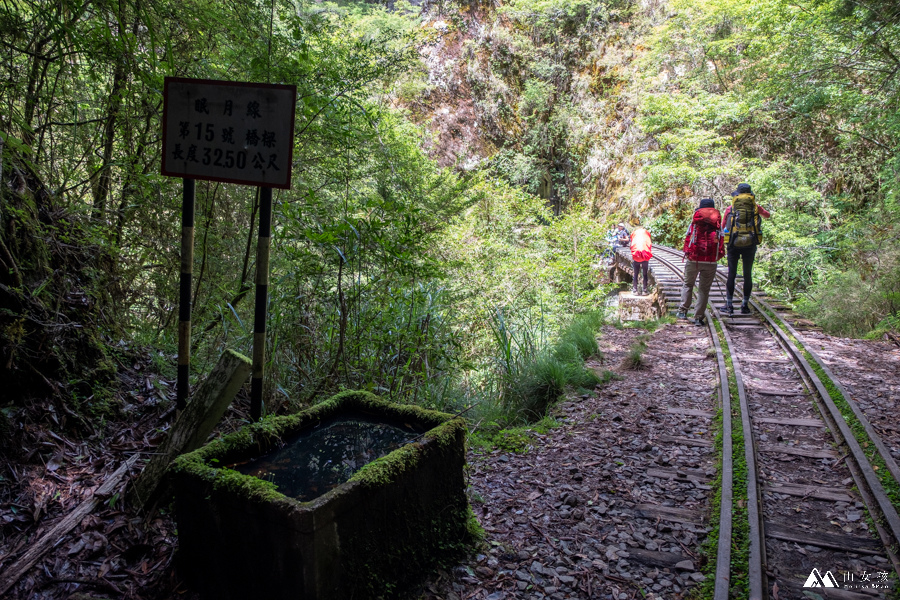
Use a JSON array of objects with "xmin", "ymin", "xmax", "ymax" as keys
[
  {"xmin": 92, "ymin": 0, "xmax": 132, "ymax": 222},
  {"xmin": 21, "ymin": 38, "xmax": 48, "ymax": 148}
]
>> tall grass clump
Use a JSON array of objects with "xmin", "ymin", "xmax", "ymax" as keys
[
  {"xmin": 483, "ymin": 308, "xmax": 605, "ymax": 424},
  {"xmin": 560, "ymin": 310, "xmax": 605, "ymax": 359},
  {"xmin": 622, "ymin": 334, "xmax": 649, "ymax": 370},
  {"xmin": 516, "ymin": 350, "xmax": 602, "ymax": 419}
]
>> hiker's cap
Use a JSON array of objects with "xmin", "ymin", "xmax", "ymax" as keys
[
  {"xmin": 617, "ymin": 222, "xmax": 625, "ymax": 228},
  {"xmin": 699, "ymin": 198, "xmax": 715, "ymax": 209},
  {"xmin": 736, "ymin": 183, "xmax": 752, "ymax": 194}
]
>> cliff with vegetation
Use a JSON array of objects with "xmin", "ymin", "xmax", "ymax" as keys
[
  {"xmin": 1, "ymin": 0, "xmax": 898, "ymax": 426},
  {"xmin": 1, "ymin": 1, "xmax": 899, "ymax": 597}
]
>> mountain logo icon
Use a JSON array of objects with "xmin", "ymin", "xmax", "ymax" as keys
[{"xmin": 804, "ymin": 568, "xmax": 839, "ymax": 588}]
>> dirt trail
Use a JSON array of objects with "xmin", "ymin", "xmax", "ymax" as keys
[
  {"xmin": 1, "ymin": 323, "xmax": 897, "ymax": 599},
  {"xmin": 421, "ymin": 322, "xmax": 722, "ymax": 600}
]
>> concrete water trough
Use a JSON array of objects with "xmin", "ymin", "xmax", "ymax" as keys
[{"xmin": 171, "ymin": 390, "xmax": 472, "ymax": 600}]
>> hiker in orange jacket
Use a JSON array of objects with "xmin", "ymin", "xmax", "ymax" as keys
[{"xmin": 630, "ymin": 225, "xmax": 652, "ymax": 296}]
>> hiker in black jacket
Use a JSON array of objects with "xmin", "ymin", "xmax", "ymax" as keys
[{"xmin": 722, "ymin": 183, "xmax": 770, "ymax": 315}]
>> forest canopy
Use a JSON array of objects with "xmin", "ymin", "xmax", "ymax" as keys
[{"xmin": 0, "ymin": 0, "xmax": 898, "ymax": 424}]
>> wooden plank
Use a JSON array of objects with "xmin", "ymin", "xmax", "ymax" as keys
[
  {"xmin": 739, "ymin": 357, "xmax": 790, "ymax": 364},
  {"xmin": 747, "ymin": 376, "xmax": 799, "ymax": 385},
  {"xmin": 131, "ymin": 349, "xmax": 252, "ymax": 509},
  {"xmin": 646, "ymin": 467, "xmax": 712, "ymax": 484},
  {"xmin": 758, "ymin": 444, "xmax": 839, "ymax": 459},
  {"xmin": 646, "ymin": 350, "xmax": 707, "ymax": 360},
  {"xmin": 658, "ymin": 435, "xmax": 713, "ymax": 447},
  {"xmin": 666, "ymin": 407, "xmax": 715, "ymax": 418},
  {"xmin": 763, "ymin": 482, "xmax": 854, "ymax": 502},
  {"xmin": 752, "ymin": 389, "xmax": 810, "ymax": 397},
  {"xmin": 0, "ymin": 455, "xmax": 139, "ymax": 596},
  {"xmin": 755, "ymin": 416, "xmax": 825, "ymax": 427},
  {"xmin": 627, "ymin": 548, "xmax": 690, "ymax": 568},
  {"xmin": 765, "ymin": 521, "xmax": 883, "ymax": 555},
  {"xmin": 633, "ymin": 504, "xmax": 705, "ymax": 525}
]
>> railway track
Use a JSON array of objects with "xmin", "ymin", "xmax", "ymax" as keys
[{"xmin": 617, "ymin": 245, "xmax": 900, "ymax": 599}]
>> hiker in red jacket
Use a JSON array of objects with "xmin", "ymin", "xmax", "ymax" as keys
[
  {"xmin": 676, "ymin": 199, "xmax": 725, "ymax": 326},
  {"xmin": 630, "ymin": 225, "xmax": 652, "ymax": 296}
]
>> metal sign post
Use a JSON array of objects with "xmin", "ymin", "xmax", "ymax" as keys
[
  {"xmin": 177, "ymin": 178, "xmax": 195, "ymax": 411},
  {"xmin": 162, "ymin": 77, "xmax": 295, "ymax": 419},
  {"xmin": 250, "ymin": 187, "xmax": 273, "ymax": 421}
]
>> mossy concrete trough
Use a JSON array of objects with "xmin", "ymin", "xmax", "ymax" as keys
[{"xmin": 171, "ymin": 390, "xmax": 471, "ymax": 600}]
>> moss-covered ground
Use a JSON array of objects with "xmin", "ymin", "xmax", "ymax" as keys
[{"xmin": 715, "ymin": 317, "xmax": 751, "ymax": 599}]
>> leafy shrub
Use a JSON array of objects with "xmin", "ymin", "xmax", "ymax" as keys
[
  {"xmin": 500, "ymin": 0, "xmax": 618, "ymax": 37},
  {"xmin": 797, "ymin": 249, "xmax": 900, "ymax": 337}
]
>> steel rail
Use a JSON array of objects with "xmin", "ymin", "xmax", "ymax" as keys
[
  {"xmin": 749, "ymin": 298, "xmax": 900, "ymax": 485},
  {"xmin": 649, "ymin": 249, "xmax": 765, "ymax": 600},
  {"xmin": 651, "ymin": 244, "xmax": 900, "ymax": 589},
  {"xmin": 749, "ymin": 299, "xmax": 900, "ymax": 578},
  {"xmin": 707, "ymin": 311, "xmax": 734, "ymax": 600},
  {"xmin": 654, "ymin": 244, "xmax": 900, "ymax": 542},
  {"xmin": 631, "ymin": 248, "xmax": 735, "ymax": 598}
]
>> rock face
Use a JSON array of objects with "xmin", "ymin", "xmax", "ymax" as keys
[{"xmin": 618, "ymin": 290, "xmax": 660, "ymax": 321}]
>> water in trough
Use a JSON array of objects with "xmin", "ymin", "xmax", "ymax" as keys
[{"xmin": 234, "ymin": 417, "xmax": 417, "ymax": 501}]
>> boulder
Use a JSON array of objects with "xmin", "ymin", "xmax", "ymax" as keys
[{"xmin": 618, "ymin": 290, "xmax": 660, "ymax": 321}]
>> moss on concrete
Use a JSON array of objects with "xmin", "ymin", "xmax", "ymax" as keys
[{"xmin": 172, "ymin": 389, "xmax": 473, "ymax": 600}]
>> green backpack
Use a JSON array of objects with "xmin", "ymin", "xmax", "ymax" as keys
[{"xmin": 726, "ymin": 193, "xmax": 761, "ymax": 248}]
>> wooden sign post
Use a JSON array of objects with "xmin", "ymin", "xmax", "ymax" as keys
[{"xmin": 162, "ymin": 77, "xmax": 295, "ymax": 418}]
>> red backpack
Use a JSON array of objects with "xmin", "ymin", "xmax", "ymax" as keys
[{"xmin": 683, "ymin": 208, "xmax": 725, "ymax": 262}]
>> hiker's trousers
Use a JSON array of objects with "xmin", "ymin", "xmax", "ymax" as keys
[
  {"xmin": 632, "ymin": 259, "xmax": 649, "ymax": 291},
  {"xmin": 726, "ymin": 245, "xmax": 758, "ymax": 303},
  {"xmin": 679, "ymin": 260, "xmax": 718, "ymax": 318}
]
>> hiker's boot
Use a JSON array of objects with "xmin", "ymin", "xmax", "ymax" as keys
[
  {"xmin": 741, "ymin": 303, "xmax": 751, "ymax": 314},
  {"xmin": 676, "ymin": 311, "xmax": 687, "ymax": 319},
  {"xmin": 722, "ymin": 295, "xmax": 734, "ymax": 315},
  {"xmin": 632, "ymin": 286, "xmax": 639, "ymax": 295},
  {"xmin": 642, "ymin": 287, "xmax": 649, "ymax": 296},
  {"xmin": 692, "ymin": 315, "xmax": 707, "ymax": 326}
]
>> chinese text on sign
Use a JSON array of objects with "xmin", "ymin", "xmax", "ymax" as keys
[{"xmin": 162, "ymin": 78, "xmax": 297, "ymax": 189}]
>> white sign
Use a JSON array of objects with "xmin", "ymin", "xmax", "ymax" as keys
[{"xmin": 162, "ymin": 77, "xmax": 296, "ymax": 189}]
